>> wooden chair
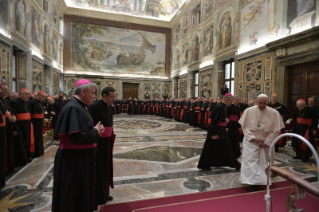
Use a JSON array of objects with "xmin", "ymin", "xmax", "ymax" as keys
[
  {"xmin": 284, "ymin": 119, "xmax": 294, "ymax": 154},
  {"xmin": 122, "ymin": 104, "xmax": 128, "ymax": 113}
]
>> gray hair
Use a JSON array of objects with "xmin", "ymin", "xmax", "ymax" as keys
[{"xmin": 74, "ymin": 83, "xmax": 98, "ymax": 95}]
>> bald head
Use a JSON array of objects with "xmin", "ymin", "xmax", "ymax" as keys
[
  {"xmin": 271, "ymin": 93, "xmax": 278, "ymax": 104},
  {"xmin": 296, "ymin": 100, "xmax": 306, "ymax": 110}
]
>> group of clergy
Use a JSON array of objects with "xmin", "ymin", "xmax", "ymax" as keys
[{"xmin": 0, "ymin": 83, "xmax": 67, "ymax": 189}]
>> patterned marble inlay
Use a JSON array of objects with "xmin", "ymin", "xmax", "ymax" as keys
[
  {"xmin": 114, "ymin": 146, "xmax": 202, "ymax": 163},
  {"xmin": 114, "ymin": 120, "xmax": 161, "ymax": 129}
]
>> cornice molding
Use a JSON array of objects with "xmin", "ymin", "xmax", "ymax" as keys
[
  {"xmin": 236, "ymin": 46, "xmax": 270, "ymax": 61},
  {"xmin": 266, "ymin": 26, "xmax": 319, "ymax": 50}
]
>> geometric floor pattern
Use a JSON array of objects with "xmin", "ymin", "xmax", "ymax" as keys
[{"xmin": 0, "ymin": 114, "xmax": 318, "ymax": 211}]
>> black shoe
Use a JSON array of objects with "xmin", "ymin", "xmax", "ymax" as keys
[
  {"xmin": 292, "ymin": 156, "xmax": 302, "ymax": 159},
  {"xmin": 107, "ymin": 196, "xmax": 113, "ymax": 201},
  {"xmin": 275, "ymin": 146, "xmax": 279, "ymax": 152},
  {"xmin": 235, "ymin": 164, "xmax": 241, "ymax": 172},
  {"xmin": 249, "ymin": 185, "xmax": 258, "ymax": 192},
  {"xmin": 302, "ymin": 157, "xmax": 309, "ymax": 162},
  {"xmin": 200, "ymin": 167, "xmax": 211, "ymax": 171}
]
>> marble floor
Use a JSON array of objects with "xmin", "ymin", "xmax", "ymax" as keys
[{"xmin": 0, "ymin": 114, "xmax": 318, "ymax": 211}]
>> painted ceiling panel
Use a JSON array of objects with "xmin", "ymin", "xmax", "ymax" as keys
[{"xmin": 64, "ymin": 0, "xmax": 187, "ymax": 21}]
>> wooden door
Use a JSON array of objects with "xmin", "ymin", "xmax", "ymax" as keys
[
  {"xmin": 123, "ymin": 83, "xmax": 139, "ymax": 100},
  {"xmin": 287, "ymin": 61, "xmax": 319, "ymax": 117}
]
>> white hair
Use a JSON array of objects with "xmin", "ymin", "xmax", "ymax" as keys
[{"xmin": 74, "ymin": 83, "xmax": 97, "ymax": 95}]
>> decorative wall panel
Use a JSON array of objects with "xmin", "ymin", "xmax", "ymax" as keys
[
  {"xmin": 199, "ymin": 70, "xmax": 213, "ymax": 99},
  {"xmin": 0, "ymin": 43, "xmax": 10, "ymax": 86},
  {"xmin": 236, "ymin": 53, "xmax": 275, "ymax": 102},
  {"xmin": 179, "ymin": 76, "xmax": 187, "ymax": 98},
  {"xmin": 142, "ymin": 81, "xmax": 170, "ymax": 99},
  {"xmin": 32, "ymin": 60, "xmax": 43, "ymax": 93},
  {"xmin": 53, "ymin": 70, "xmax": 60, "ymax": 95}
]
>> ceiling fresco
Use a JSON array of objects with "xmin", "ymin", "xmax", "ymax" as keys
[{"xmin": 64, "ymin": 0, "xmax": 187, "ymax": 21}]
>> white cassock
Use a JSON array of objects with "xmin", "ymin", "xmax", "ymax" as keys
[{"xmin": 238, "ymin": 106, "xmax": 284, "ymax": 185}]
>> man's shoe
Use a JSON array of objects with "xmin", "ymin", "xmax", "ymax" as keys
[
  {"xmin": 235, "ymin": 164, "xmax": 241, "ymax": 172},
  {"xmin": 107, "ymin": 196, "xmax": 113, "ymax": 201},
  {"xmin": 302, "ymin": 157, "xmax": 309, "ymax": 162},
  {"xmin": 292, "ymin": 156, "xmax": 301, "ymax": 159},
  {"xmin": 249, "ymin": 185, "xmax": 258, "ymax": 192}
]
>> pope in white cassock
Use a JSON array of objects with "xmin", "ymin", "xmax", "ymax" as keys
[{"xmin": 238, "ymin": 94, "xmax": 284, "ymax": 192}]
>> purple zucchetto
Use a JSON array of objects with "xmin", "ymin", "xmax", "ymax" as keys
[
  {"xmin": 224, "ymin": 93, "xmax": 233, "ymax": 97},
  {"xmin": 75, "ymin": 79, "xmax": 92, "ymax": 88}
]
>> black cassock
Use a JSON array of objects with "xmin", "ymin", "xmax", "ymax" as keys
[
  {"xmin": 0, "ymin": 97, "xmax": 15, "ymax": 172},
  {"xmin": 268, "ymin": 102, "xmax": 289, "ymax": 150},
  {"xmin": 128, "ymin": 100, "xmax": 133, "ymax": 115},
  {"xmin": 188, "ymin": 103, "xmax": 194, "ymax": 126},
  {"xmin": 10, "ymin": 98, "xmax": 32, "ymax": 163},
  {"xmin": 29, "ymin": 98, "xmax": 44, "ymax": 157},
  {"xmin": 197, "ymin": 102, "xmax": 241, "ymax": 170},
  {"xmin": 227, "ymin": 104, "xmax": 241, "ymax": 158},
  {"xmin": 200, "ymin": 102, "xmax": 209, "ymax": 128},
  {"xmin": 0, "ymin": 111, "xmax": 5, "ymax": 189},
  {"xmin": 292, "ymin": 106, "xmax": 318, "ymax": 158},
  {"xmin": 52, "ymin": 98, "xmax": 99, "ymax": 212},
  {"xmin": 88, "ymin": 99, "xmax": 115, "ymax": 209}
]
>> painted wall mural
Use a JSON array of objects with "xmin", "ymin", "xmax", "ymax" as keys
[
  {"xmin": 44, "ymin": 68, "xmax": 50, "ymax": 94},
  {"xmin": 53, "ymin": 70, "xmax": 60, "ymax": 95},
  {"xmin": 191, "ymin": 35, "xmax": 199, "ymax": 62},
  {"xmin": 202, "ymin": 0, "xmax": 214, "ymax": 21},
  {"xmin": 219, "ymin": 11, "xmax": 232, "ymax": 51},
  {"xmin": 15, "ymin": 0, "xmax": 27, "ymax": 37},
  {"xmin": 143, "ymin": 81, "xmax": 170, "ymax": 99},
  {"xmin": 71, "ymin": 22, "xmax": 166, "ymax": 75},
  {"xmin": 202, "ymin": 24, "xmax": 213, "ymax": 57},
  {"xmin": 0, "ymin": 0, "xmax": 8, "ymax": 31},
  {"xmin": 32, "ymin": 60, "xmax": 43, "ymax": 93},
  {"xmin": 182, "ymin": 42, "xmax": 189, "ymax": 66},
  {"xmin": 65, "ymin": 0, "xmax": 185, "ymax": 21},
  {"xmin": 215, "ymin": 0, "xmax": 232, "ymax": 11},
  {"xmin": 31, "ymin": 6, "xmax": 41, "ymax": 48},
  {"xmin": 174, "ymin": 48, "xmax": 181, "ymax": 70},
  {"xmin": 174, "ymin": 24, "xmax": 180, "ymax": 44},
  {"xmin": 240, "ymin": 0, "xmax": 268, "ymax": 51},
  {"xmin": 181, "ymin": 14, "xmax": 189, "ymax": 38},
  {"xmin": 287, "ymin": 0, "xmax": 316, "ymax": 35},
  {"xmin": 18, "ymin": 54, "xmax": 26, "ymax": 91},
  {"xmin": 179, "ymin": 76, "xmax": 187, "ymax": 98},
  {"xmin": 199, "ymin": 70, "xmax": 212, "ymax": 99}
]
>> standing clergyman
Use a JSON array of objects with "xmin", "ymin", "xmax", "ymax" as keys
[
  {"xmin": 238, "ymin": 94, "xmax": 284, "ymax": 192},
  {"xmin": 52, "ymin": 79, "xmax": 104, "ymax": 212},
  {"xmin": 88, "ymin": 87, "xmax": 116, "ymax": 209}
]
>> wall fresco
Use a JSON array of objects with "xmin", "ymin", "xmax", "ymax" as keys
[{"xmin": 71, "ymin": 22, "xmax": 166, "ymax": 75}]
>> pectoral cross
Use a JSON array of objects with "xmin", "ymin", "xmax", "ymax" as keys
[
  {"xmin": 6, "ymin": 110, "xmax": 10, "ymax": 115},
  {"xmin": 257, "ymin": 124, "xmax": 261, "ymax": 129}
]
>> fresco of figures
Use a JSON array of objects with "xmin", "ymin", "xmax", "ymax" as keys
[
  {"xmin": 65, "ymin": 0, "xmax": 183, "ymax": 20},
  {"xmin": 174, "ymin": 24, "xmax": 180, "ymax": 43},
  {"xmin": 71, "ymin": 22, "xmax": 166, "ymax": 75},
  {"xmin": 174, "ymin": 48, "xmax": 181, "ymax": 69},
  {"xmin": 203, "ymin": 0, "xmax": 214, "ymax": 21},
  {"xmin": 191, "ymin": 35, "xmax": 199, "ymax": 62},
  {"xmin": 181, "ymin": 14, "xmax": 189, "ymax": 38},
  {"xmin": 52, "ymin": 33, "xmax": 58, "ymax": 61},
  {"xmin": 240, "ymin": 0, "xmax": 268, "ymax": 50},
  {"xmin": 43, "ymin": 23, "xmax": 51, "ymax": 56},
  {"xmin": 219, "ymin": 11, "xmax": 232, "ymax": 51},
  {"xmin": 15, "ymin": 0, "xmax": 27, "ymax": 37},
  {"xmin": 203, "ymin": 25, "xmax": 213, "ymax": 57},
  {"xmin": 0, "ymin": 0, "xmax": 8, "ymax": 31},
  {"xmin": 182, "ymin": 42, "xmax": 189, "ymax": 66},
  {"xmin": 31, "ymin": 7, "xmax": 41, "ymax": 48}
]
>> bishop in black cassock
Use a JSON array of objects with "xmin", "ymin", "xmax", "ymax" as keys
[
  {"xmin": 52, "ymin": 79, "xmax": 104, "ymax": 212},
  {"xmin": 198, "ymin": 94, "xmax": 241, "ymax": 171},
  {"xmin": 88, "ymin": 87, "xmax": 116, "ymax": 209}
]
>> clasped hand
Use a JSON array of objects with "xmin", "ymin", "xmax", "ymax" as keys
[
  {"xmin": 95, "ymin": 121, "xmax": 105, "ymax": 135},
  {"xmin": 251, "ymin": 138, "xmax": 267, "ymax": 148}
]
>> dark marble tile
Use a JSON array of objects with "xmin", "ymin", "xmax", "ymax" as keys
[
  {"xmin": 183, "ymin": 177, "xmax": 211, "ymax": 191},
  {"xmin": 114, "ymin": 146, "xmax": 202, "ymax": 162}
]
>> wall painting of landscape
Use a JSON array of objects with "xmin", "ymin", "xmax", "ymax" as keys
[{"xmin": 71, "ymin": 22, "xmax": 166, "ymax": 75}]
